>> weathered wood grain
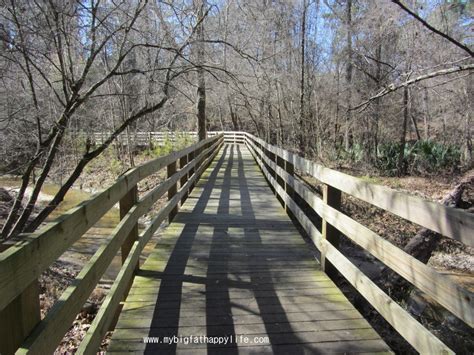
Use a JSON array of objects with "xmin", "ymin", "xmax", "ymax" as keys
[
  {"xmin": 77, "ymin": 137, "xmax": 224, "ymax": 354},
  {"xmin": 107, "ymin": 145, "xmax": 391, "ymax": 354},
  {"xmin": 247, "ymin": 138, "xmax": 473, "ymax": 328},
  {"xmin": 245, "ymin": 133, "xmax": 474, "ymax": 246},
  {"xmin": 248, "ymin": 142, "xmax": 454, "ymax": 354},
  {"xmin": 0, "ymin": 134, "xmax": 223, "ymax": 313}
]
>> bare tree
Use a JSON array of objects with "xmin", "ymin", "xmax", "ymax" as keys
[
  {"xmin": 0, "ymin": 0, "xmax": 212, "ymax": 238},
  {"xmin": 299, "ymin": 0, "xmax": 308, "ymax": 155},
  {"xmin": 195, "ymin": 0, "xmax": 207, "ymax": 141}
]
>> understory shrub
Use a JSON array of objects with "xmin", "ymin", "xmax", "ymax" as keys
[{"xmin": 376, "ymin": 140, "xmax": 460, "ymax": 175}]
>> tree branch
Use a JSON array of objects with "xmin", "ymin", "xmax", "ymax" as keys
[
  {"xmin": 351, "ymin": 63, "xmax": 474, "ymax": 111},
  {"xmin": 391, "ymin": 0, "xmax": 473, "ymax": 57}
]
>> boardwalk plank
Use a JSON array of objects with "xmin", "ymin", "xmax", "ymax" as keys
[{"xmin": 108, "ymin": 144, "xmax": 391, "ymax": 354}]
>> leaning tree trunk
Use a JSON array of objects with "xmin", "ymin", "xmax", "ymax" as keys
[{"xmin": 377, "ymin": 171, "xmax": 474, "ymax": 300}]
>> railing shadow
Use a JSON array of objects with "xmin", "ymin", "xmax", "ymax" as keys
[
  {"xmin": 205, "ymin": 145, "xmax": 239, "ymax": 354},
  {"xmin": 142, "ymin": 143, "xmax": 308, "ymax": 353},
  {"xmin": 236, "ymin": 145, "xmax": 306, "ymax": 354},
  {"xmin": 144, "ymin": 145, "xmax": 230, "ymax": 353}
]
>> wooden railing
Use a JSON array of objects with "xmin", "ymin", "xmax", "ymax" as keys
[
  {"xmin": 243, "ymin": 132, "xmax": 473, "ymax": 355},
  {"xmin": 89, "ymin": 130, "xmax": 245, "ymax": 146},
  {"xmin": 1, "ymin": 131, "xmax": 472, "ymax": 354},
  {"xmin": 0, "ymin": 134, "xmax": 224, "ymax": 354}
]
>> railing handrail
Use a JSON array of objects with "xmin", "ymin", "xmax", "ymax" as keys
[
  {"xmin": 81, "ymin": 130, "xmax": 245, "ymax": 144},
  {"xmin": 243, "ymin": 132, "xmax": 473, "ymax": 246},
  {"xmin": 1, "ymin": 130, "xmax": 471, "ymax": 354},
  {"xmin": 243, "ymin": 132, "xmax": 473, "ymax": 355},
  {"xmin": 0, "ymin": 133, "xmax": 225, "ymax": 354}
]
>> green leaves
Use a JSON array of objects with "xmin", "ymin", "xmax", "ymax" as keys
[{"xmin": 377, "ymin": 140, "xmax": 461, "ymax": 175}]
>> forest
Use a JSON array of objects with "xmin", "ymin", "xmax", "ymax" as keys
[
  {"xmin": 0, "ymin": 0, "xmax": 473, "ymax": 236},
  {"xmin": 0, "ymin": 0, "xmax": 473, "ymax": 354}
]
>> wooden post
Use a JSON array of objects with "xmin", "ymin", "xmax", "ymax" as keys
[
  {"xmin": 195, "ymin": 147, "xmax": 202, "ymax": 180},
  {"xmin": 321, "ymin": 184, "xmax": 342, "ymax": 279},
  {"xmin": 189, "ymin": 151, "xmax": 196, "ymax": 192},
  {"xmin": 167, "ymin": 161, "xmax": 178, "ymax": 222},
  {"xmin": 257, "ymin": 142, "xmax": 263, "ymax": 162},
  {"xmin": 284, "ymin": 159, "xmax": 295, "ymax": 214},
  {"xmin": 204, "ymin": 141, "xmax": 212, "ymax": 168},
  {"xmin": 110, "ymin": 185, "xmax": 139, "ymax": 331},
  {"xmin": 277, "ymin": 156, "xmax": 285, "ymax": 188},
  {"xmin": 119, "ymin": 185, "xmax": 139, "ymax": 268},
  {"xmin": 267, "ymin": 150, "xmax": 277, "ymax": 195},
  {"xmin": 180, "ymin": 155, "xmax": 188, "ymax": 204},
  {"xmin": 275, "ymin": 155, "xmax": 285, "ymax": 206},
  {"xmin": 0, "ymin": 242, "xmax": 41, "ymax": 355},
  {"xmin": 274, "ymin": 153, "xmax": 278, "ymax": 182}
]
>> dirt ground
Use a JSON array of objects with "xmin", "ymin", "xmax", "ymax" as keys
[
  {"xmin": 300, "ymin": 169, "xmax": 474, "ymax": 354},
  {"xmin": 342, "ymin": 172, "xmax": 474, "ymax": 273}
]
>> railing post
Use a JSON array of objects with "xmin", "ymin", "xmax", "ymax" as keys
[
  {"xmin": 265, "ymin": 148, "xmax": 275, "ymax": 195},
  {"xmin": 111, "ymin": 185, "xmax": 139, "ymax": 331},
  {"xmin": 188, "ymin": 150, "xmax": 196, "ymax": 192},
  {"xmin": 276, "ymin": 155, "xmax": 284, "ymax": 187},
  {"xmin": 167, "ymin": 160, "xmax": 178, "ymax": 222},
  {"xmin": 321, "ymin": 184, "xmax": 341, "ymax": 279},
  {"xmin": 271, "ymin": 151, "xmax": 276, "ymax": 178},
  {"xmin": 180, "ymin": 154, "xmax": 188, "ymax": 204},
  {"xmin": 284, "ymin": 159, "xmax": 295, "ymax": 214},
  {"xmin": 0, "ymin": 257, "xmax": 40, "ymax": 355},
  {"xmin": 119, "ymin": 185, "xmax": 139, "ymax": 268}
]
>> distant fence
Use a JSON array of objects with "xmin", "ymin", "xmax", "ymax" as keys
[{"xmin": 87, "ymin": 131, "xmax": 244, "ymax": 147}]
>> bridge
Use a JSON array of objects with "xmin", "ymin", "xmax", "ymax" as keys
[
  {"xmin": 89, "ymin": 131, "xmax": 232, "ymax": 147},
  {"xmin": 0, "ymin": 132, "xmax": 472, "ymax": 354}
]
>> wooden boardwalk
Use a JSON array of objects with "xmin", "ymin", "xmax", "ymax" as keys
[{"xmin": 108, "ymin": 144, "xmax": 391, "ymax": 354}]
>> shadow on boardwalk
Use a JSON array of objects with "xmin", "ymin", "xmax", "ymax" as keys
[{"xmin": 108, "ymin": 144, "xmax": 390, "ymax": 354}]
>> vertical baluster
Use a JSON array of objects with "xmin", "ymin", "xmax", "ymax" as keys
[
  {"xmin": 321, "ymin": 185, "xmax": 341, "ymax": 279},
  {"xmin": 284, "ymin": 158, "xmax": 295, "ymax": 214},
  {"xmin": 0, "ymin": 247, "xmax": 40, "ymax": 355},
  {"xmin": 167, "ymin": 161, "xmax": 178, "ymax": 222},
  {"xmin": 189, "ymin": 150, "xmax": 196, "ymax": 192},
  {"xmin": 180, "ymin": 154, "xmax": 189, "ymax": 205},
  {"xmin": 120, "ymin": 185, "xmax": 139, "ymax": 268}
]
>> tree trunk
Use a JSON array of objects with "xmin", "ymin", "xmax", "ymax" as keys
[
  {"xmin": 410, "ymin": 113, "xmax": 421, "ymax": 141},
  {"xmin": 299, "ymin": 0, "xmax": 307, "ymax": 156},
  {"xmin": 397, "ymin": 86, "xmax": 409, "ymax": 176},
  {"xmin": 228, "ymin": 96, "xmax": 239, "ymax": 131},
  {"xmin": 377, "ymin": 172, "xmax": 474, "ymax": 300},
  {"xmin": 195, "ymin": 0, "xmax": 207, "ymax": 142},
  {"xmin": 344, "ymin": 0, "xmax": 353, "ymax": 152},
  {"xmin": 464, "ymin": 77, "xmax": 473, "ymax": 167},
  {"xmin": 372, "ymin": 43, "xmax": 382, "ymax": 162},
  {"xmin": 334, "ymin": 61, "xmax": 340, "ymax": 149},
  {"xmin": 423, "ymin": 88, "xmax": 430, "ymax": 140},
  {"xmin": 125, "ymin": 126, "xmax": 135, "ymax": 168}
]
